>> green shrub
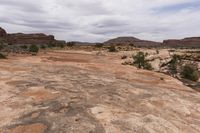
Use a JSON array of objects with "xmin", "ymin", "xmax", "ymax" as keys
[
  {"xmin": 29, "ymin": 44, "xmax": 39, "ymax": 53},
  {"xmin": 0, "ymin": 53, "xmax": 6, "ymax": 59},
  {"xmin": 0, "ymin": 44, "xmax": 6, "ymax": 51},
  {"xmin": 181, "ymin": 64, "xmax": 199, "ymax": 81},
  {"xmin": 59, "ymin": 43, "xmax": 65, "ymax": 48},
  {"xmin": 169, "ymin": 54, "xmax": 181, "ymax": 74},
  {"xmin": 121, "ymin": 55, "xmax": 128, "ymax": 59},
  {"xmin": 40, "ymin": 45, "xmax": 46, "ymax": 49},
  {"xmin": 48, "ymin": 43, "xmax": 56, "ymax": 48},
  {"xmin": 95, "ymin": 43, "xmax": 104, "ymax": 48},
  {"xmin": 133, "ymin": 52, "xmax": 153, "ymax": 70},
  {"xmin": 156, "ymin": 49, "xmax": 159, "ymax": 54},
  {"xmin": 20, "ymin": 45, "xmax": 28, "ymax": 49},
  {"xmin": 108, "ymin": 45, "xmax": 117, "ymax": 52},
  {"xmin": 67, "ymin": 42, "xmax": 75, "ymax": 47}
]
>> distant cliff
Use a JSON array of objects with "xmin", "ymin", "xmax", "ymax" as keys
[
  {"xmin": 0, "ymin": 27, "xmax": 65, "ymax": 45},
  {"xmin": 104, "ymin": 37, "xmax": 161, "ymax": 47},
  {"xmin": 163, "ymin": 37, "xmax": 200, "ymax": 48}
]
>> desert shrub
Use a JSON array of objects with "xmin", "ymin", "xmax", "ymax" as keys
[
  {"xmin": 40, "ymin": 45, "xmax": 46, "ymax": 49},
  {"xmin": 181, "ymin": 64, "xmax": 199, "ymax": 82},
  {"xmin": 0, "ymin": 44, "xmax": 5, "ymax": 51},
  {"xmin": 121, "ymin": 55, "xmax": 128, "ymax": 59},
  {"xmin": 133, "ymin": 52, "xmax": 153, "ymax": 70},
  {"xmin": 95, "ymin": 43, "xmax": 104, "ymax": 48},
  {"xmin": 108, "ymin": 45, "xmax": 117, "ymax": 52},
  {"xmin": 48, "ymin": 43, "xmax": 56, "ymax": 48},
  {"xmin": 59, "ymin": 43, "xmax": 65, "ymax": 48},
  {"xmin": 156, "ymin": 49, "xmax": 159, "ymax": 54},
  {"xmin": 0, "ymin": 52, "xmax": 6, "ymax": 59},
  {"xmin": 20, "ymin": 45, "xmax": 28, "ymax": 49},
  {"xmin": 169, "ymin": 54, "xmax": 181, "ymax": 74},
  {"xmin": 67, "ymin": 42, "xmax": 75, "ymax": 47},
  {"xmin": 29, "ymin": 44, "xmax": 39, "ymax": 53}
]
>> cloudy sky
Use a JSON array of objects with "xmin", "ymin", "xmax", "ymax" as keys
[{"xmin": 0, "ymin": 0, "xmax": 200, "ymax": 42}]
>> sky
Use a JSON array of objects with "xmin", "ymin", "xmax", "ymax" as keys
[{"xmin": 0, "ymin": 0, "xmax": 200, "ymax": 42}]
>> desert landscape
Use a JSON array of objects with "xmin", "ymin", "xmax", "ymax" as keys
[{"xmin": 0, "ymin": 26, "xmax": 200, "ymax": 133}]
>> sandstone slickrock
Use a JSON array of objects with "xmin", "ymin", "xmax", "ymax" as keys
[{"xmin": 1, "ymin": 51, "xmax": 200, "ymax": 133}]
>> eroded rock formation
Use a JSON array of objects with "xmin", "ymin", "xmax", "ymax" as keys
[
  {"xmin": 163, "ymin": 37, "xmax": 200, "ymax": 48},
  {"xmin": 0, "ymin": 27, "xmax": 7, "ymax": 38},
  {"xmin": 0, "ymin": 27, "xmax": 65, "ymax": 45}
]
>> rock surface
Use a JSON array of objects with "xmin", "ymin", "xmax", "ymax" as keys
[
  {"xmin": 0, "ymin": 27, "xmax": 7, "ymax": 38},
  {"xmin": 0, "ymin": 51, "xmax": 200, "ymax": 133}
]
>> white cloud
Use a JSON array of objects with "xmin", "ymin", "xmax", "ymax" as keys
[{"xmin": 0, "ymin": 0, "xmax": 199, "ymax": 42}]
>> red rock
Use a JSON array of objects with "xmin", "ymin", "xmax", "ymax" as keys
[
  {"xmin": 104, "ymin": 37, "xmax": 161, "ymax": 47},
  {"xmin": 7, "ymin": 33, "xmax": 55, "ymax": 45},
  {"xmin": 0, "ymin": 27, "xmax": 7, "ymax": 38},
  {"xmin": 163, "ymin": 37, "xmax": 200, "ymax": 48},
  {"xmin": 0, "ymin": 27, "xmax": 65, "ymax": 45}
]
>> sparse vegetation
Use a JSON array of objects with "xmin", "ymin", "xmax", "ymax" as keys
[
  {"xmin": 67, "ymin": 42, "xmax": 75, "ymax": 47},
  {"xmin": 48, "ymin": 43, "xmax": 56, "ymax": 48},
  {"xmin": 181, "ymin": 64, "xmax": 199, "ymax": 82},
  {"xmin": 156, "ymin": 49, "xmax": 159, "ymax": 54},
  {"xmin": 59, "ymin": 43, "xmax": 65, "ymax": 48},
  {"xmin": 40, "ymin": 45, "xmax": 46, "ymax": 49},
  {"xmin": 95, "ymin": 43, "xmax": 104, "ymax": 48},
  {"xmin": 29, "ymin": 44, "xmax": 39, "ymax": 54},
  {"xmin": 169, "ymin": 54, "xmax": 181, "ymax": 74},
  {"xmin": 20, "ymin": 45, "xmax": 28, "ymax": 49},
  {"xmin": 0, "ymin": 44, "xmax": 5, "ymax": 51},
  {"xmin": 108, "ymin": 45, "xmax": 117, "ymax": 52},
  {"xmin": 133, "ymin": 52, "xmax": 153, "ymax": 70},
  {"xmin": 0, "ymin": 52, "xmax": 6, "ymax": 59},
  {"xmin": 121, "ymin": 55, "xmax": 128, "ymax": 59}
]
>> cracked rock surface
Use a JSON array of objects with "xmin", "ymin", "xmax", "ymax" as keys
[{"xmin": 0, "ymin": 51, "xmax": 200, "ymax": 133}]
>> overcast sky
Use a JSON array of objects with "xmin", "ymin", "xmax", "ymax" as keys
[{"xmin": 0, "ymin": 0, "xmax": 200, "ymax": 42}]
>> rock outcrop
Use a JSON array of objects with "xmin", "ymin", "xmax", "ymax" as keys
[
  {"xmin": 0, "ymin": 27, "xmax": 65, "ymax": 45},
  {"xmin": 0, "ymin": 27, "xmax": 7, "ymax": 38},
  {"xmin": 104, "ymin": 37, "xmax": 161, "ymax": 47},
  {"xmin": 1, "ymin": 51, "xmax": 200, "ymax": 133},
  {"xmin": 7, "ymin": 33, "xmax": 55, "ymax": 45},
  {"xmin": 163, "ymin": 37, "xmax": 200, "ymax": 48}
]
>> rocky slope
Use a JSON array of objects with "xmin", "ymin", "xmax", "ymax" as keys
[
  {"xmin": 105, "ymin": 36, "xmax": 200, "ymax": 48},
  {"xmin": 104, "ymin": 37, "xmax": 161, "ymax": 47},
  {"xmin": 0, "ymin": 51, "xmax": 200, "ymax": 133},
  {"xmin": 163, "ymin": 37, "xmax": 200, "ymax": 48}
]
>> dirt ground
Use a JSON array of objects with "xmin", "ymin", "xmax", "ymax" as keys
[{"xmin": 0, "ymin": 50, "xmax": 200, "ymax": 133}]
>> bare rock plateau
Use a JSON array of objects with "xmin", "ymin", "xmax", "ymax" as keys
[{"xmin": 0, "ymin": 51, "xmax": 200, "ymax": 133}]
